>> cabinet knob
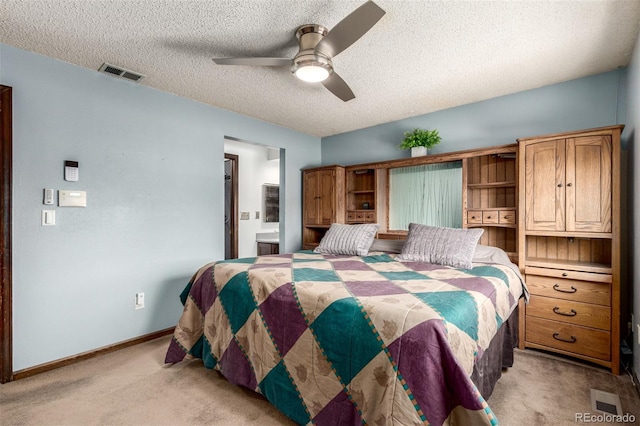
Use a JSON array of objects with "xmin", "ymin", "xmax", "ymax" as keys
[
  {"xmin": 471, "ymin": 216, "xmax": 476, "ymax": 219},
  {"xmin": 567, "ymin": 182, "xmax": 573, "ymax": 187},
  {"xmin": 487, "ymin": 216, "xmax": 492, "ymax": 219},
  {"xmin": 557, "ymin": 183, "xmax": 563, "ymax": 187},
  {"xmin": 562, "ymin": 272, "xmax": 568, "ymax": 277}
]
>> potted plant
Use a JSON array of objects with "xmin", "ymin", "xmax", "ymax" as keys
[{"xmin": 400, "ymin": 128, "xmax": 441, "ymax": 157}]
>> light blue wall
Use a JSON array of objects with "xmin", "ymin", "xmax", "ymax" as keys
[
  {"xmin": 321, "ymin": 70, "xmax": 624, "ymax": 166},
  {"xmin": 1, "ymin": 44, "xmax": 320, "ymax": 371},
  {"xmin": 623, "ymin": 28, "xmax": 640, "ymax": 384}
]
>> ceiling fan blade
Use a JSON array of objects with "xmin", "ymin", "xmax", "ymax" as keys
[
  {"xmin": 315, "ymin": 1, "xmax": 385, "ymax": 58},
  {"xmin": 213, "ymin": 57, "xmax": 291, "ymax": 66},
  {"xmin": 322, "ymin": 72, "xmax": 355, "ymax": 102}
]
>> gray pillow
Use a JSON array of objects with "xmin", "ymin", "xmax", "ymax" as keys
[
  {"xmin": 314, "ymin": 223, "xmax": 380, "ymax": 256},
  {"xmin": 396, "ymin": 223, "xmax": 484, "ymax": 269}
]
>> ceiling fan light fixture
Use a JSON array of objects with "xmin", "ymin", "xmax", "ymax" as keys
[
  {"xmin": 292, "ymin": 54, "xmax": 333, "ymax": 83},
  {"xmin": 295, "ymin": 64, "xmax": 331, "ymax": 82}
]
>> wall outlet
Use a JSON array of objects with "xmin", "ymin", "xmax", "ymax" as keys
[
  {"xmin": 135, "ymin": 292, "xmax": 145, "ymax": 310},
  {"xmin": 255, "ymin": 211, "xmax": 260, "ymax": 219},
  {"xmin": 240, "ymin": 211, "xmax": 250, "ymax": 220}
]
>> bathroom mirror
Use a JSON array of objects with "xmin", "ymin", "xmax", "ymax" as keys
[{"xmin": 263, "ymin": 184, "xmax": 279, "ymax": 223}]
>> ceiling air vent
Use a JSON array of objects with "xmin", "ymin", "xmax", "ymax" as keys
[{"xmin": 98, "ymin": 63, "xmax": 145, "ymax": 82}]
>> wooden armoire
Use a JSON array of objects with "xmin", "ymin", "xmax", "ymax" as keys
[
  {"xmin": 301, "ymin": 165, "xmax": 345, "ymax": 249},
  {"xmin": 517, "ymin": 125, "xmax": 623, "ymax": 374}
]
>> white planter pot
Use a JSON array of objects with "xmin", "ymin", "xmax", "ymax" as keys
[{"xmin": 411, "ymin": 146, "xmax": 428, "ymax": 157}]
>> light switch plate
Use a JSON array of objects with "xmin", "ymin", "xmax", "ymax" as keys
[
  {"xmin": 42, "ymin": 210, "xmax": 55, "ymax": 226},
  {"xmin": 240, "ymin": 212, "xmax": 250, "ymax": 220},
  {"xmin": 135, "ymin": 292, "xmax": 144, "ymax": 310}
]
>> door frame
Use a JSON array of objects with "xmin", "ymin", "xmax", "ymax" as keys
[
  {"xmin": 224, "ymin": 153, "xmax": 238, "ymax": 259},
  {"xmin": 1, "ymin": 85, "xmax": 13, "ymax": 383}
]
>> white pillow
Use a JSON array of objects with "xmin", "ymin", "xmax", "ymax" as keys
[
  {"xmin": 314, "ymin": 223, "xmax": 379, "ymax": 256},
  {"xmin": 396, "ymin": 223, "xmax": 483, "ymax": 269}
]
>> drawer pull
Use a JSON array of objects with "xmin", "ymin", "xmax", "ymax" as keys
[
  {"xmin": 553, "ymin": 333, "xmax": 577, "ymax": 343},
  {"xmin": 553, "ymin": 284, "xmax": 577, "ymax": 293},
  {"xmin": 553, "ymin": 307, "xmax": 577, "ymax": 317},
  {"xmin": 471, "ymin": 216, "xmax": 476, "ymax": 219},
  {"xmin": 562, "ymin": 273, "xmax": 568, "ymax": 277}
]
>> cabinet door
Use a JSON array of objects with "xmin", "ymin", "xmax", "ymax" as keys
[
  {"xmin": 318, "ymin": 169, "xmax": 336, "ymax": 225},
  {"xmin": 303, "ymin": 171, "xmax": 319, "ymax": 225},
  {"xmin": 565, "ymin": 136, "xmax": 612, "ymax": 232},
  {"xmin": 525, "ymin": 139, "xmax": 566, "ymax": 231}
]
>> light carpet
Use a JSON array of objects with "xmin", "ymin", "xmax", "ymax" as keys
[{"xmin": 1, "ymin": 336, "xmax": 638, "ymax": 425}]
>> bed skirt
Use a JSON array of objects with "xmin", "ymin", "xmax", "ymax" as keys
[{"xmin": 471, "ymin": 305, "xmax": 519, "ymax": 400}]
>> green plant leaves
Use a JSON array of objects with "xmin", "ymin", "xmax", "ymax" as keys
[{"xmin": 400, "ymin": 128, "xmax": 441, "ymax": 149}]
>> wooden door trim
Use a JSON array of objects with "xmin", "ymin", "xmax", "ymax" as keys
[
  {"xmin": 224, "ymin": 153, "xmax": 238, "ymax": 259},
  {"xmin": 1, "ymin": 85, "xmax": 12, "ymax": 383}
]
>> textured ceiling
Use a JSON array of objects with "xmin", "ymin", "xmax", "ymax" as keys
[{"xmin": 2, "ymin": 1, "xmax": 639, "ymax": 137}]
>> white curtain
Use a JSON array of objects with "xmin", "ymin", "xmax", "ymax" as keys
[{"xmin": 389, "ymin": 161, "xmax": 462, "ymax": 230}]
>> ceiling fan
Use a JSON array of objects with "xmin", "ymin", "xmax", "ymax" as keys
[{"xmin": 212, "ymin": 1, "xmax": 385, "ymax": 102}]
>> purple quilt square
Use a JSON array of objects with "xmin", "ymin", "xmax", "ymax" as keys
[
  {"xmin": 345, "ymin": 280, "xmax": 408, "ymax": 297},
  {"xmin": 313, "ymin": 388, "xmax": 362, "ymax": 426},
  {"xmin": 388, "ymin": 319, "xmax": 483, "ymax": 426},
  {"xmin": 403, "ymin": 261, "xmax": 448, "ymax": 272},
  {"xmin": 219, "ymin": 338, "xmax": 258, "ymax": 391},
  {"xmin": 331, "ymin": 260, "xmax": 373, "ymax": 271},
  {"xmin": 259, "ymin": 283, "xmax": 309, "ymax": 357}
]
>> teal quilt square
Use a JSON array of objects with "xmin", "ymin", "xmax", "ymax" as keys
[
  {"xmin": 311, "ymin": 297, "xmax": 383, "ymax": 384},
  {"xmin": 362, "ymin": 253, "xmax": 396, "ymax": 263},
  {"xmin": 218, "ymin": 271, "xmax": 257, "ymax": 333},
  {"xmin": 379, "ymin": 271, "xmax": 430, "ymax": 281},
  {"xmin": 260, "ymin": 360, "xmax": 310, "ymax": 425},
  {"xmin": 414, "ymin": 291, "xmax": 479, "ymax": 341},
  {"xmin": 293, "ymin": 268, "xmax": 340, "ymax": 282}
]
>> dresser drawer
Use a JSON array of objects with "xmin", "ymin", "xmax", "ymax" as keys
[
  {"xmin": 525, "ymin": 317, "xmax": 610, "ymax": 361},
  {"xmin": 524, "ymin": 266, "xmax": 612, "ymax": 284},
  {"xmin": 527, "ymin": 296, "xmax": 610, "ymax": 330},
  {"xmin": 498, "ymin": 210, "xmax": 516, "ymax": 224},
  {"xmin": 482, "ymin": 211, "xmax": 498, "ymax": 224},
  {"xmin": 467, "ymin": 211, "xmax": 483, "ymax": 224},
  {"xmin": 525, "ymin": 274, "xmax": 610, "ymax": 306},
  {"xmin": 347, "ymin": 210, "xmax": 369, "ymax": 223}
]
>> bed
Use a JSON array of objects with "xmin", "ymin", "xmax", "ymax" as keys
[{"xmin": 165, "ymin": 229, "xmax": 526, "ymax": 426}]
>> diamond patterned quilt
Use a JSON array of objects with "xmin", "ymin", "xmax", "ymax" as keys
[{"xmin": 165, "ymin": 251, "xmax": 525, "ymax": 425}]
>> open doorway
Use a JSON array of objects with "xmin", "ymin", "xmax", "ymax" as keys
[
  {"xmin": 224, "ymin": 138, "xmax": 281, "ymax": 258},
  {"xmin": 224, "ymin": 153, "xmax": 238, "ymax": 259}
]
